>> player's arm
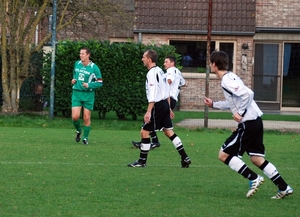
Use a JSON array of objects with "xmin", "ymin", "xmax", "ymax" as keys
[
  {"xmin": 225, "ymin": 79, "xmax": 252, "ymax": 117},
  {"xmin": 204, "ymin": 96, "xmax": 230, "ymax": 110},
  {"xmin": 179, "ymin": 73, "xmax": 187, "ymax": 87},
  {"xmin": 86, "ymin": 66, "xmax": 103, "ymax": 89},
  {"xmin": 144, "ymin": 101, "xmax": 154, "ymax": 124},
  {"xmin": 87, "ymin": 78, "xmax": 103, "ymax": 89},
  {"xmin": 71, "ymin": 61, "xmax": 78, "ymax": 84}
]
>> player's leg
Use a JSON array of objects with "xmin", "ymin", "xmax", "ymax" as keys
[
  {"xmin": 150, "ymin": 131, "xmax": 160, "ymax": 149},
  {"xmin": 128, "ymin": 129, "xmax": 151, "ymax": 167},
  {"xmin": 251, "ymin": 156, "xmax": 293, "ymax": 199},
  {"xmin": 72, "ymin": 106, "xmax": 83, "ymax": 142},
  {"xmin": 153, "ymin": 99, "xmax": 191, "ymax": 167},
  {"xmin": 220, "ymin": 149, "xmax": 264, "ymax": 198},
  {"xmin": 248, "ymin": 117, "xmax": 293, "ymax": 199},
  {"xmin": 164, "ymin": 129, "xmax": 191, "ymax": 168},
  {"xmin": 72, "ymin": 106, "xmax": 82, "ymax": 129},
  {"xmin": 220, "ymin": 125, "xmax": 264, "ymax": 198},
  {"xmin": 128, "ymin": 104, "xmax": 157, "ymax": 167},
  {"xmin": 82, "ymin": 107, "xmax": 91, "ymax": 145},
  {"xmin": 131, "ymin": 131, "xmax": 160, "ymax": 149},
  {"xmin": 81, "ymin": 92, "xmax": 94, "ymax": 145},
  {"xmin": 72, "ymin": 91, "xmax": 83, "ymax": 142}
]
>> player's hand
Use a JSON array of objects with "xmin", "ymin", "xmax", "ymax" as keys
[
  {"xmin": 71, "ymin": 79, "xmax": 77, "ymax": 84},
  {"xmin": 82, "ymin": 82, "xmax": 89, "ymax": 88},
  {"xmin": 233, "ymin": 112, "xmax": 242, "ymax": 123},
  {"xmin": 170, "ymin": 109, "xmax": 175, "ymax": 119},
  {"xmin": 144, "ymin": 111, "xmax": 151, "ymax": 124},
  {"xmin": 204, "ymin": 97, "xmax": 213, "ymax": 108}
]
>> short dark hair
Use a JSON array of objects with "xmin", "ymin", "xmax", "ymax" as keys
[
  {"xmin": 166, "ymin": 55, "xmax": 177, "ymax": 65},
  {"xmin": 145, "ymin": 49, "xmax": 157, "ymax": 63},
  {"xmin": 80, "ymin": 47, "xmax": 91, "ymax": 55},
  {"xmin": 210, "ymin": 50, "xmax": 228, "ymax": 71}
]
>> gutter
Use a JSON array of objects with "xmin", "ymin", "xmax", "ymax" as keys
[
  {"xmin": 133, "ymin": 29, "xmax": 255, "ymax": 36},
  {"xmin": 256, "ymin": 27, "xmax": 300, "ymax": 34}
]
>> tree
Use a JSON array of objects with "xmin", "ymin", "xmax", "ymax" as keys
[{"xmin": 0, "ymin": 0, "xmax": 132, "ymax": 112}]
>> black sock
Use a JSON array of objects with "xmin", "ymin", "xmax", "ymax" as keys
[
  {"xmin": 238, "ymin": 165, "xmax": 258, "ymax": 180},
  {"xmin": 224, "ymin": 156, "xmax": 258, "ymax": 180},
  {"xmin": 139, "ymin": 138, "xmax": 151, "ymax": 164},
  {"xmin": 259, "ymin": 160, "xmax": 288, "ymax": 191},
  {"xmin": 150, "ymin": 131, "xmax": 158, "ymax": 143},
  {"xmin": 169, "ymin": 133, "xmax": 188, "ymax": 160}
]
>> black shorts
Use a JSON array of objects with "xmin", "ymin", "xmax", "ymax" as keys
[
  {"xmin": 222, "ymin": 117, "xmax": 265, "ymax": 157},
  {"xmin": 143, "ymin": 99, "xmax": 173, "ymax": 132},
  {"xmin": 170, "ymin": 98, "xmax": 177, "ymax": 110}
]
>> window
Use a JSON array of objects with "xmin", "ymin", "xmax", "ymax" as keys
[
  {"xmin": 170, "ymin": 40, "xmax": 235, "ymax": 72},
  {"xmin": 253, "ymin": 42, "xmax": 300, "ymax": 108},
  {"xmin": 253, "ymin": 44, "xmax": 280, "ymax": 102},
  {"xmin": 282, "ymin": 43, "xmax": 300, "ymax": 107}
]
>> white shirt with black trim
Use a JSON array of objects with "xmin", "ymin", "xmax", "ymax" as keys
[
  {"xmin": 146, "ymin": 66, "xmax": 168, "ymax": 103},
  {"xmin": 166, "ymin": 66, "xmax": 182, "ymax": 101},
  {"xmin": 213, "ymin": 72, "xmax": 263, "ymax": 122}
]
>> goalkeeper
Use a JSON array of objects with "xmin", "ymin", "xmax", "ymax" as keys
[{"xmin": 71, "ymin": 47, "xmax": 103, "ymax": 145}]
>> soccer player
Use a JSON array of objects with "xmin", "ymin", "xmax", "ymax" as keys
[
  {"xmin": 204, "ymin": 50, "xmax": 293, "ymax": 199},
  {"xmin": 165, "ymin": 55, "xmax": 187, "ymax": 110},
  {"xmin": 127, "ymin": 49, "xmax": 191, "ymax": 168},
  {"xmin": 71, "ymin": 47, "xmax": 103, "ymax": 145},
  {"xmin": 131, "ymin": 55, "xmax": 187, "ymax": 149}
]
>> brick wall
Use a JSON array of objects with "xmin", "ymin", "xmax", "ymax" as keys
[
  {"xmin": 135, "ymin": 33, "xmax": 254, "ymax": 110},
  {"xmin": 256, "ymin": 0, "xmax": 300, "ymax": 28},
  {"xmin": 179, "ymin": 73, "xmax": 224, "ymax": 111}
]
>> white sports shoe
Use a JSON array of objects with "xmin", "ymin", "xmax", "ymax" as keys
[
  {"xmin": 246, "ymin": 175, "xmax": 265, "ymax": 198},
  {"xmin": 271, "ymin": 185, "xmax": 293, "ymax": 199}
]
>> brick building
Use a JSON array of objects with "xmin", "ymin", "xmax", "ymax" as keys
[
  {"xmin": 39, "ymin": 0, "xmax": 300, "ymax": 111},
  {"xmin": 132, "ymin": 0, "xmax": 300, "ymax": 111}
]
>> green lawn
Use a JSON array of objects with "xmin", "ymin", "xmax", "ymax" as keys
[{"xmin": 0, "ymin": 111, "xmax": 299, "ymax": 217}]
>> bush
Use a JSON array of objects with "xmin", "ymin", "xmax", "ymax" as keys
[{"xmin": 42, "ymin": 40, "xmax": 178, "ymax": 119}]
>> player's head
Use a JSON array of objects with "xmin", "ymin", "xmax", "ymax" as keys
[
  {"xmin": 80, "ymin": 47, "xmax": 91, "ymax": 62},
  {"xmin": 146, "ymin": 49, "xmax": 158, "ymax": 63},
  {"xmin": 142, "ymin": 49, "xmax": 157, "ymax": 68},
  {"xmin": 210, "ymin": 50, "xmax": 228, "ymax": 71},
  {"xmin": 164, "ymin": 55, "xmax": 176, "ymax": 69}
]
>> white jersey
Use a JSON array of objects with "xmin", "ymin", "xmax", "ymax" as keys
[
  {"xmin": 213, "ymin": 72, "xmax": 263, "ymax": 123},
  {"xmin": 166, "ymin": 66, "xmax": 182, "ymax": 101},
  {"xmin": 146, "ymin": 66, "xmax": 169, "ymax": 103},
  {"xmin": 179, "ymin": 71, "xmax": 186, "ymax": 88}
]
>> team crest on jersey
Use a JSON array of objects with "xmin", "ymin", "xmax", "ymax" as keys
[
  {"xmin": 235, "ymin": 86, "xmax": 239, "ymax": 91},
  {"xmin": 150, "ymin": 83, "xmax": 154, "ymax": 86}
]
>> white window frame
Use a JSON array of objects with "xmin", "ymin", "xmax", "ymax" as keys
[{"xmin": 214, "ymin": 41, "xmax": 237, "ymax": 73}]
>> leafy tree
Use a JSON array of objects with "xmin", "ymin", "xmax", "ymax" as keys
[{"xmin": 0, "ymin": 0, "xmax": 131, "ymax": 112}]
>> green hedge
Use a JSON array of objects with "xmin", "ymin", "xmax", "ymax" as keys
[{"xmin": 42, "ymin": 40, "xmax": 179, "ymax": 119}]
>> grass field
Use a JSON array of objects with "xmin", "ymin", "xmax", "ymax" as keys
[{"xmin": 0, "ymin": 112, "xmax": 299, "ymax": 216}]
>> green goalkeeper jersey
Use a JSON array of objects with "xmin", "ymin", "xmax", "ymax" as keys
[{"xmin": 72, "ymin": 60, "xmax": 103, "ymax": 91}]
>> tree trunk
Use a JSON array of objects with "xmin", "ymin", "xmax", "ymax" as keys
[
  {"xmin": 0, "ymin": 2, "xmax": 13, "ymax": 112},
  {"xmin": 0, "ymin": 0, "xmax": 130, "ymax": 113}
]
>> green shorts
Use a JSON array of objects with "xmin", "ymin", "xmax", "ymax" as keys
[{"xmin": 72, "ymin": 90, "xmax": 95, "ymax": 111}]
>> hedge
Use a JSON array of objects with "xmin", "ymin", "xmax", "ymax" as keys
[{"xmin": 42, "ymin": 40, "xmax": 179, "ymax": 120}]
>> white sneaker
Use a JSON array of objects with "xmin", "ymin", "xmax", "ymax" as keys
[
  {"xmin": 246, "ymin": 175, "xmax": 265, "ymax": 198},
  {"xmin": 271, "ymin": 185, "xmax": 293, "ymax": 199}
]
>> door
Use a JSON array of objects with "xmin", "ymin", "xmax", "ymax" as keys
[
  {"xmin": 253, "ymin": 43, "xmax": 281, "ymax": 110},
  {"xmin": 282, "ymin": 43, "xmax": 300, "ymax": 107}
]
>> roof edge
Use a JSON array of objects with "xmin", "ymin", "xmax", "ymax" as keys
[
  {"xmin": 256, "ymin": 27, "xmax": 300, "ymax": 34},
  {"xmin": 133, "ymin": 29, "xmax": 255, "ymax": 36}
]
